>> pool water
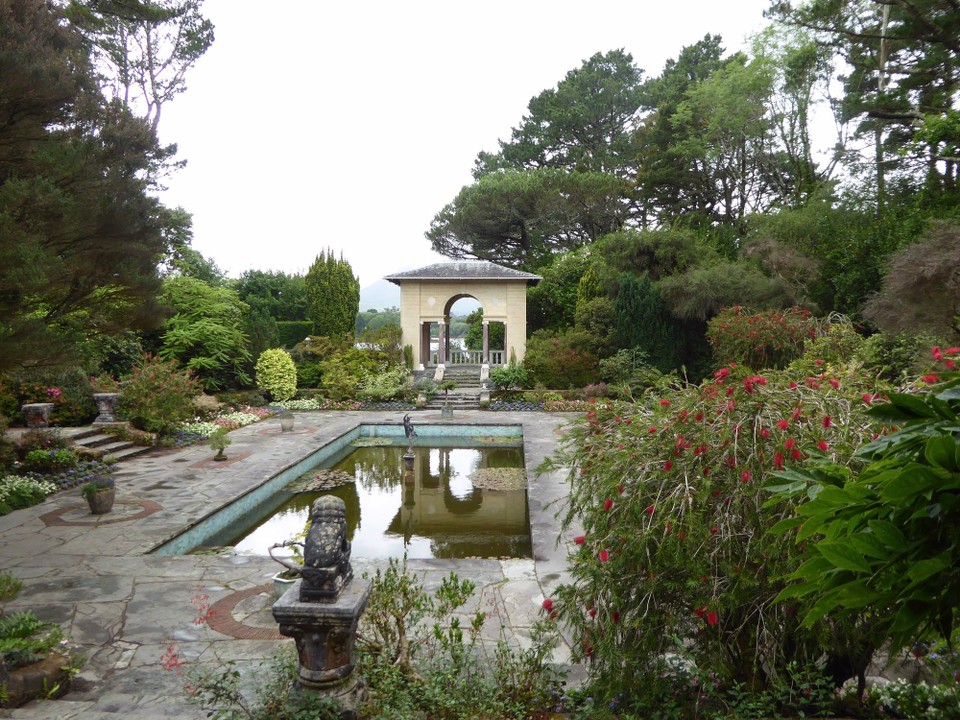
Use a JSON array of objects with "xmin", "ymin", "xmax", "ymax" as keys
[{"xmin": 210, "ymin": 443, "xmax": 531, "ymax": 560}]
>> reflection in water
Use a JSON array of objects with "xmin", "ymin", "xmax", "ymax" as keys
[{"xmin": 226, "ymin": 445, "xmax": 530, "ymax": 560}]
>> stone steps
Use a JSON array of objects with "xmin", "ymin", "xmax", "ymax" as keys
[{"xmin": 69, "ymin": 427, "xmax": 153, "ymax": 464}]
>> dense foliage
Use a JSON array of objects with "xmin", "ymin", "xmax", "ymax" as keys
[
  {"xmin": 118, "ymin": 355, "xmax": 201, "ymax": 434},
  {"xmin": 254, "ymin": 349, "xmax": 297, "ymax": 402},
  {"xmin": 547, "ymin": 359, "xmax": 885, "ymax": 709},
  {"xmin": 0, "ymin": 0, "xmax": 183, "ymax": 374},
  {"xmin": 305, "ymin": 249, "xmax": 360, "ymax": 339},
  {"xmin": 772, "ymin": 351, "xmax": 960, "ymax": 653}
]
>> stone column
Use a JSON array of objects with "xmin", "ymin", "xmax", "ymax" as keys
[{"xmin": 482, "ymin": 321, "xmax": 489, "ymax": 364}]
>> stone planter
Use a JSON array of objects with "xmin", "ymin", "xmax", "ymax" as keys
[
  {"xmin": 0, "ymin": 653, "xmax": 70, "ymax": 708},
  {"xmin": 21, "ymin": 403, "xmax": 54, "ymax": 428},
  {"xmin": 92, "ymin": 392, "xmax": 121, "ymax": 424},
  {"xmin": 85, "ymin": 488, "xmax": 115, "ymax": 515},
  {"xmin": 279, "ymin": 412, "xmax": 295, "ymax": 432}
]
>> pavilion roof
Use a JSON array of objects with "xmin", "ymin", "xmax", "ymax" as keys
[{"xmin": 384, "ymin": 260, "xmax": 541, "ymax": 285}]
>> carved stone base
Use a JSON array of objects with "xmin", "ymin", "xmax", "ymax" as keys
[{"xmin": 272, "ymin": 578, "xmax": 371, "ymax": 711}]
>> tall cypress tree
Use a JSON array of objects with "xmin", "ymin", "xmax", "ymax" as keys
[
  {"xmin": 614, "ymin": 273, "xmax": 680, "ymax": 372},
  {"xmin": 304, "ymin": 249, "xmax": 360, "ymax": 338}
]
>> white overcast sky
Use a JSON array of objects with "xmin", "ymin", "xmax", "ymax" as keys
[{"xmin": 158, "ymin": 0, "xmax": 774, "ymax": 288}]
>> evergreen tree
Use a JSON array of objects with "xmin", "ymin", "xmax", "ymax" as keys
[
  {"xmin": 614, "ymin": 274, "xmax": 680, "ymax": 373},
  {"xmin": 304, "ymin": 250, "xmax": 360, "ymax": 338},
  {"xmin": 0, "ymin": 0, "xmax": 178, "ymax": 373}
]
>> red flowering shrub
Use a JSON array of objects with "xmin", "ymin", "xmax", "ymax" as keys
[
  {"xmin": 118, "ymin": 355, "xmax": 202, "ymax": 434},
  {"xmin": 707, "ymin": 306, "xmax": 818, "ymax": 370},
  {"xmin": 548, "ymin": 362, "xmax": 885, "ymax": 707}
]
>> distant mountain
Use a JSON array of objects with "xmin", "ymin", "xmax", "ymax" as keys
[{"xmin": 359, "ymin": 279, "xmax": 400, "ymax": 311}]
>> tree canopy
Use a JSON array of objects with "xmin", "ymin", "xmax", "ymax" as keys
[{"xmin": 0, "ymin": 0, "xmax": 179, "ymax": 373}]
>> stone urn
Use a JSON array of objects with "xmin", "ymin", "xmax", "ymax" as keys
[
  {"xmin": 20, "ymin": 403, "xmax": 54, "ymax": 428},
  {"xmin": 92, "ymin": 392, "xmax": 121, "ymax": 424},
  {"xmin": 83, "ymin": 485, "xmax": 116, "ymax": 515}
]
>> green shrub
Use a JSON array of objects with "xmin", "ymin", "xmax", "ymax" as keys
[
  {"xmin": 214, "ymin": 389, "xmax": 267, "ymax": 407},
  {"xmin": 489, "ymin": 364, "xmax": 530, "ymax": 390},
  {"xmin": 276, "ymin": 320, "xmax": 314, "ymax": 348},
  {"xmin": 118, "ymin": 355, "xmax": 202, "ymax": 434},
  {"xmin": 547, "ymin": 362, "xmax": 883, "ymax": 707},
  {"xmin": 707, "ymin": 306, "xmax": 818, "ymax": 370},
  {"xmin": 855, "ymin": 330, "xmax": 943, "ymax": 384},
  {"xmin": 522, "ymin": 329, "xmax": 600, "ymax": 389},
  {"xmin": 357, "ymin": 365, "xmax": 409, "ymax": 401},
  {"xmin": 0, "ymin": 475, "xmax": 57, "ymax": 515},
  {"xmin": 254, "ymin": 349, "xmax": 297, "ymax": 401},
  {"xmin": 21, "ymin": 448, "xmax": 78, "ymax": 474},
  {"xmin": 0, "ymin": 610, "xmax": 62, "ymax": 670}
]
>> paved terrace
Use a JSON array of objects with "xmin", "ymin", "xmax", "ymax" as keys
[{"xmin": 0, "ymin": 410, "xmax": 585, "ymax": 719}]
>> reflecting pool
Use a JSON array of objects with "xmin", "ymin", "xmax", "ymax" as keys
[{"xmin": 209, "ymin": 442, "xmax": 530, "ymax": 560}]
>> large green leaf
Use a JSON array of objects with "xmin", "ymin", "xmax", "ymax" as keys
[
  {"xmin": 906, "ymin": 555, "xmax": 951, "ymax": 585},
  {"xmin": 865, "ymin": 394, "xmax": 935, "ymax": 423},
  {"xmin": 924, "ymin": 435, "xmax": 960, "ymax": 470},
  {"xmin": 817, "ymin": 542, "xmax": 872, "ymax": 574},
  {"xmin": 848, "ymin": 533, "xmax": 890, "ymax": 561},
  {"xmin": 880, "ymin": 465, "xmax": 947, "ymax": 502},
  {"xmin": 867, "ymin": 520, "xmax": 908, "ymax": 552}
]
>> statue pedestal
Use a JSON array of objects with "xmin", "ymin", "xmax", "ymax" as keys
[{"xmin": 273, "ymin": 579, "xmax": 371, "ymax": 717}]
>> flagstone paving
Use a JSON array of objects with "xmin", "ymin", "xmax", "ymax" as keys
[{"xmin": 0, "ymin": 410, "xmax": 584, "ymax": 718}]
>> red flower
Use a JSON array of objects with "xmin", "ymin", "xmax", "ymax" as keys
[
  {"xmin": 659, "ymin": 399, "xmax": 671, "ymax": 407},
  {"xmin": 741, "ymin": 470, "xmax": 752, "ymax": 483},
  {"xmin": 663, "ymin": 460, "xmax": 673, "ymax": 471},
  {"xmin": 817, "ymin": 440, "xmax": 829, "ymax": 451},
  {"xmin": 776, "ymin": 420, "xmax": 790, "ymax": 430},
  {"xmin": 644, "ymin": 505, "xmax": 655, "ymax": 516},
  {"xmin": 947, "ymin": 360, "xmax": 956, "ymax": 370},
  {"xmin": 760, "ymin": 428, "xmax": 771, "ymax": 439},
  {"xmin": 861, "ymin": 393, "xmax": 874, "ymax": 405},
  {"xmin": 574, "ymin": 535, "xmax": 586, "ymax": 545},
  {"xmin": 822, "ymin": 416, "xmax": 832, "ymax": 428},
  {"xmin": 603, "ymin": 498, "xmax": 613, "ymax": 511},
  {"xmin": 618, "ymin": 484, "xmax": 625, "ymax": 494},
  {"xmin": 792, "ymin": 408, "xmax": 803, "ymax": 420},
  {"xmin": 791, "ymin": 449, "xmax": 802, "ymax": 461},
  {"xmin": 933, "ymin": 346, "xmax": 944, "ymax": 360},
  {"xmin": 648, "ymin": 426, "xmax": 657, "ymax": 434},
  {"xmin": 710, "ymin": 525, "xmax": 718, "ymax": 535},
  {"xmin": 599, "ymin": 550, "xmax": 610, "ymax": 562},
  {"xmin": 773, "ymin": 452, "xmax": 784, "ymax": 471},
  {"xmin": 829, "ymin": 378, "xmax": 840, "ymax": 389},
  {"xmin": 922, "ymin": 374, "xmax": 939, "ymax": 384},
  {"xmin": 945, "ymin": 347, "xmax": 960, "ymax": 356},
  {"xmin": 542, "ymin": 598, "xmax": 554, "ymax": 612},
  {"xmin": 588, "ymin": 608, "xmax": 597, "ymax": 618},
  {"xmin": 694, "ymin": 606, "xmax": 706, "ymax": 617},
  {"xmin": 714, "ymin": 367, "xmax": 731, "ymax": 379},
  {"xmin": 612, "ymin": 610, "xmax": 620, "ymax": 623},
  {"xmin": 788, "ymin": 381, "xmax": 799, "ymax": 390},
  {"xmin": 784, "ymin": 438, "xmax": 796, "ymax": 450},
  {"xmin": 706, "ymin": 611, "xmax": 718, "ymax": 626}
]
